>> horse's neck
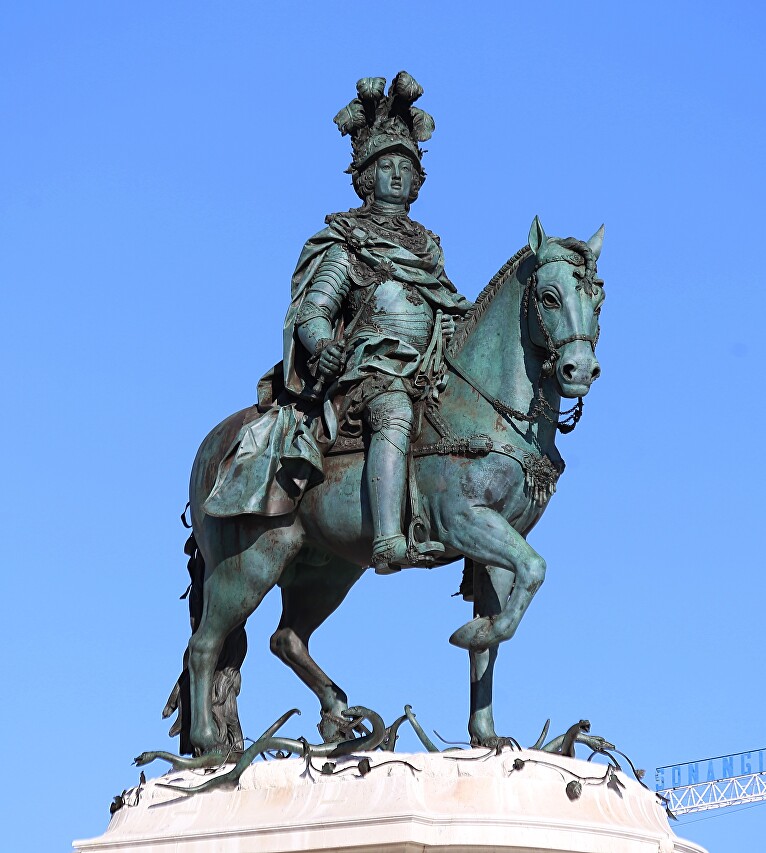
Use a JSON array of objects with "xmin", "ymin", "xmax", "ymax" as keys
[{"xmin": 444, "ymin": 258, "xmax": 559, "ymax": 451}]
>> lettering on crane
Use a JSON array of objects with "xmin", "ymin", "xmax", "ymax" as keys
[{"xmin": 655, "ymin": 748, "xmax": 766, "ymax": 791}]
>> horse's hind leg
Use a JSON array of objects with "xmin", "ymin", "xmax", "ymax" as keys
[
  {"xmin": 189, "ymin": 519, "xmax": 302, "ymax": 754},
  {"xmin": 270, "ymin": 557, "xmax": 365, "ymax": 742}
]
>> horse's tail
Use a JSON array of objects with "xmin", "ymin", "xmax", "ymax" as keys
[{"xmin": 162, "ymin": 530, "xmax": 247, "ymax": 755}]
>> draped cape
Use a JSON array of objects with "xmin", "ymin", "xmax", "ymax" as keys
[{"xmin": 204, "ymin": 210, "xmax": 470, "ymax": 518}]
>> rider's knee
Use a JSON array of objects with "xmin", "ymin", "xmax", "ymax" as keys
[
  {"xmin": 385, "ymin": 391, "xmax": 414, "ymax": 422},
  {"xmin": 366, "ymin": 391, "xmax": 414, "ymax": 435},
  {"xmin": 367, "ymin": 391, "xmax": 413, "ymax": 427}
]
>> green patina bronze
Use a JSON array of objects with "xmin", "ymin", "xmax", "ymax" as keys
[{"xmin": 162, "ymin": 71, "xmax": 606, "ymax": 758}]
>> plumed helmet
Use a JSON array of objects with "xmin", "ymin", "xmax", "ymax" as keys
[{"xmin": 333, "ymin": 71, "xmax": 435, "ymax": 197}]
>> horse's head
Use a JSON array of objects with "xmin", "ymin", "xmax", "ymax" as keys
[{"xmin": 527, "ymin": 216, "xmax": 605, "ymax": 399}]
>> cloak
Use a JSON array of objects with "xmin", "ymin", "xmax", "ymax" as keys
[
  {"xmin": 204, "ymin": 210, "xmax": 470, "ymax": 518},
  {"xmin": 281, "ymin": 210, "xmax": 469, "ymax": 400}
]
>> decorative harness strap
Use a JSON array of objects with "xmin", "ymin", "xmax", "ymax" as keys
[
  {"xmin": 412, "ymin": 430, "xmax": 563, "ymax": 506},
  {"xmin": 443, "ymin": 351, "xmax": 583, "ymax": 434},
  {"xmin": 441, "ymin": 248, "xmax": 602, "ymax": 435},
  {"xmin": 327, "ymin": 245, "xmax": 601, "ymax": 505}
]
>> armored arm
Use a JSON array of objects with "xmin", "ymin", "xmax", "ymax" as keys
[
  {"xmin": 450, "ymin": 292, "xmax": 473, "ymax": 314},
  {"xmin": 430, "ymin": 237, "xmax": 472, "ymax": 314},
  {"xmin": 295, "ymin": 243, "xmax": 352, "ymax": 379},
  {"xmin": 440, "ymin": 268, "xmax": 473, "ymax": 314},
  {"xmin": 434, "ymin": 255, "xmax": 472, "ymax": 343}
]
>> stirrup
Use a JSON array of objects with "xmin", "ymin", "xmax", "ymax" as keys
[{"xmin": 372, "ymin": 534, "xmax": 445, "ymax": 575}]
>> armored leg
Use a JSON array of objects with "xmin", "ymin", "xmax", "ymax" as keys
[{"xmin": 365, "ymin": 390, "xmax": 442, "ymax": 573}]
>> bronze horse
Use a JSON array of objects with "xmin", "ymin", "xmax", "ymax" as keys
[{"xmin": 169, "ymin": 216, "xmax": 605, "ymax": 754}]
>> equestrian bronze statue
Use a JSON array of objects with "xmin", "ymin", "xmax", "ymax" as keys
[{"xmin": 162, "ymin": 71, "xmax": 606, "ymax": 758}]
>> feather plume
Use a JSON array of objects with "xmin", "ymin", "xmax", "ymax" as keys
[
  {"xmin": 390, "ymin": 71, "xmax": 423, "ymax": 103},
  {"xmin": 333, "ymin": 99, "xmax": 367, "ymax": 136},
  {"xmin": 356, "ymin": 77, "xmax": 386, "ymax": 103},
  {"xmin": 411, "ymin": 107, "xmax": 435, "ymax": 142}
]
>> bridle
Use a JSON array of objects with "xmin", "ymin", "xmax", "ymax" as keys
[{"xmin": 445, "ymin": 250, "xmax": 602, "ymax": 435}]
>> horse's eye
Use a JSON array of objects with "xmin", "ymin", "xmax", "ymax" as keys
[
  {"xmin": 541, "ymin": 292, "xmax": 559, "ymax": 309},
  {"xmin": 594, "ymin": 305, "xmax": 602, "ymax": 316}
]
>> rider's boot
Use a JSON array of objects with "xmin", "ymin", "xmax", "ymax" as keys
[{"xmin": 366, "ymin": 391, "xmax": 444, "ymax": 574}]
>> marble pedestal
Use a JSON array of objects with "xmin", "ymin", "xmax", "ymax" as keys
[{"xmin": 74, "ymin": 749, "xmax": 706, "ymax": 853}]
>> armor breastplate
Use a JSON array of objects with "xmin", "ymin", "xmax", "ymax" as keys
[{"xmin": 351, "ymin": 279, "xmax": 434, "ymax": 353}]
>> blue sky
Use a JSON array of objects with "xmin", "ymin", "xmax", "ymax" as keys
[{"xmin": 2, "ymin": 2, "xmax": 764, "ymax": 850}]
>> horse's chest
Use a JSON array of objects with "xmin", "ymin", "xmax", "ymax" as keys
[{"xmin": 457, "ymin": 456, "xmax": 544, "ymax": 531}]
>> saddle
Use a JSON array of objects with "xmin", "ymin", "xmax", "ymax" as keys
[
  {"xmin": 255, "ymin": 361, "xmax": 455, "ymax": 566},
  {"xmin": 209, "ymin": 368, "xmax": 560, "ymax": 535}
]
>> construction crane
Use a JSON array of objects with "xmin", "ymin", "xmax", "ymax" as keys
[{"xmin": 655, "ymin": 747, "xmax": 766, "ymax": 815}]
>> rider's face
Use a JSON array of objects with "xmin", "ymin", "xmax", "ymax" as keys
[{"xmin": 374, "ymin": 155, "xmax": 414, "ymax": 204}]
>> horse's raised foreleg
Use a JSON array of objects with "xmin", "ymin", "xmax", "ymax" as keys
[
  {"xmin": 445, "ymin": 506, "xmax": 546, "ymax": 652},
  {"xmin": 270, "ymin": 557, "xmax": 365, "ymax": 742},
  {"xmin": 467, "ymin": 562, "xmax": 515, "ymax": 746},
  {"xmin": 189, "ymin": 520, "xmax": 302, "ymax": 754},
  {"xmin": 440, "ymin": 507, "xmax": 545, "ymax": 745}
]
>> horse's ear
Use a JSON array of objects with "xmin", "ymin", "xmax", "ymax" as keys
[
  {"xmin": 528, "ymin": 216, "xmax": 548, "ymax": 254},
  {"xmin": 587, "ymin": 224, "xmax": 604, "ymax": 260}
]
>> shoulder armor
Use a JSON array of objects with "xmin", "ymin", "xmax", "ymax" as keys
[
  {"xmin": 348, "ymin": 256, "xmax": 377, "ymax": 287},
  {"xmin": 324, "ymin": 211, "xmax": 345, "ymax": 227},
  {"xmin": 324, "ymin": 242, "xmax": 350, "ymax": 263},
  {"xmin": 324, "ymin": 210, "xmax": 357, "ymax": 230},
  {"xmin": 324, "ymin": 210, "xmax": 374, "ymax": 252}
]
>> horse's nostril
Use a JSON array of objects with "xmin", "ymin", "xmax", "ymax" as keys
[
  {"xmin": 591, "ymin": 364, "xmax": 601, "ymax": 380},
  {"xmin": 562, "ymin": 363, "xmax": 576, "ymax": 381}
]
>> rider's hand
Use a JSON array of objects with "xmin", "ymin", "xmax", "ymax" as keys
[
  {"xmin": 440, "ymin": 314, "xmax": 456, "ymax": 342},
  {"xmin": 316, "ymin": 341, "xmax": 345, "ymax": 380}
]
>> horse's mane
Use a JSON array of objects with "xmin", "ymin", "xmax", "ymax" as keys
[
  {"xmin": 449, "ymin": 236, "xmax": 599, "ymax": 356},
  {"xmin": 449, "ymin": 245, "xmax": 531, "ymax": 355}
]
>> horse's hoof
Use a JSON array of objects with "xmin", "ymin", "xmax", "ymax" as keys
[
  {"xmin": 449, "ymin": 616, "xmax": 497, "ymax": 651},
  {"xmin": 318, "ymin": 710, "xmax": 354, "ymax": 743}
]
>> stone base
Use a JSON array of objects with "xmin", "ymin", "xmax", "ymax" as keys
[{"xmin": 74, "ymin": 749, "xmax": 706, "ymax": 853}]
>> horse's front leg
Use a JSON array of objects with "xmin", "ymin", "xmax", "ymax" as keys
[
  {"xmin": 446, "ymin": 506, "xmax": 546, "ymax": 652},
  {"xmin": 466, "ymin": 562, "xmax": 515, "ymax": 746},
  {"xmin": 441, "ymin": 507, "xmax": 545, "ymax": 746}
]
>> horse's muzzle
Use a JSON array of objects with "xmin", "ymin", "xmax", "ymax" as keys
[{"xmin": 557, "ymin": 345, "xmax": 601, "ymax": 398}]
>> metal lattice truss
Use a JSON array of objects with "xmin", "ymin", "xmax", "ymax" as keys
[{"xmin": 658, "ymin": 772, "xmax": 766, "ymax": 815}]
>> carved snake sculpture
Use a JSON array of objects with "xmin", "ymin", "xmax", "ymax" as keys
[
  {"xmin": 530, "ymin": 718, "xmax": 615, "ymax": 755},
  {"xmin": 135, "ymin": 706, "xmax": 387, "ymax": 794},
  {"xmin": 134, "ymin": 710, "xmax": 615, "ymax": 797},
  {"xmin": 404, "ymin": 712, "xmax": 614, "ymax": 757}
]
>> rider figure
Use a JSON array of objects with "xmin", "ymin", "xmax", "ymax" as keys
[{"xmin": 285, "ymin": 72, "xmax": 472, "ymax": 572}]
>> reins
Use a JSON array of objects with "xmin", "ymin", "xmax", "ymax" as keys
[
  {"xmin": 443, "ymin": 351, "xmax": 584, "ymax": 434},
  {"xmin": 446, "ymin": 249, "xmax": 602, "ymax": 435}
]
